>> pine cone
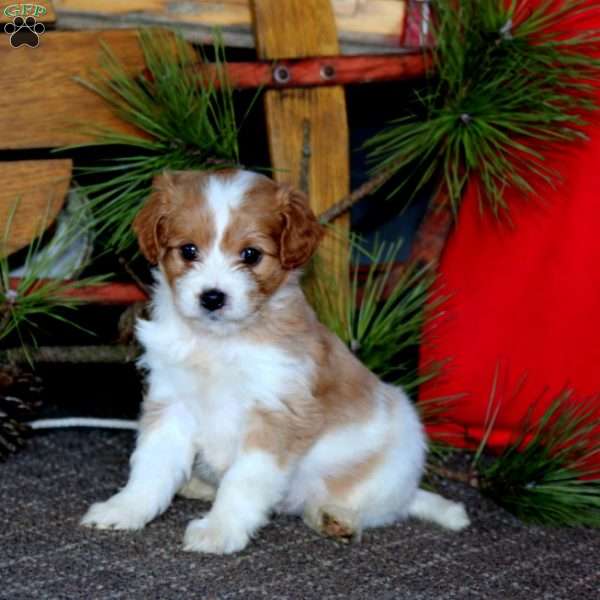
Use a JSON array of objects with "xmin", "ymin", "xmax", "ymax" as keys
[{"xmin": 0, "ymin": 366, "xmax": 43, "ymax": 460}]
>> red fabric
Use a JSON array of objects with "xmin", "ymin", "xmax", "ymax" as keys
[{"xmin": 419, "ymin": 1, "xmax": 600, "ymax": 454}]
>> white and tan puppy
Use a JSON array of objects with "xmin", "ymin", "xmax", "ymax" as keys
[{"xmin": 82, "ymin": 169, "xmax": 469, "ymax": 553}]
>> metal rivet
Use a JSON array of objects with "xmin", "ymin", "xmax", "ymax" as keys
[
  {"xmin": 273, "ymin": 65, "xmax": 290, "ymax": 84},
  {"xmin": 320, "ymin": 64, "xmax": 336, "ymax": 80}
]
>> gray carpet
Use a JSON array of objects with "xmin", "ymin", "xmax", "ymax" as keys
[{"xmin": 1, "ymin": 430, "xmax": 598, "ymax": 600}]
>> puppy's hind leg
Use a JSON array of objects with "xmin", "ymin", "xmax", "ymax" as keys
[
  {"xmin": 408, "ymin": 489, "xmax": 470, "ymax": 531},
  {"xmin": 303, "ymin": 502, "xmax": 361, "ymax": 544},
  {"xmin": 300, "ymin": 471, "xmax": 365, "ymax": 543}
]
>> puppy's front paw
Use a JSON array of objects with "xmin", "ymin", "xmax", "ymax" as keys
[
  {"xmin": 183, "ymin": 517, "xmax": 249, "ymax": 554},
  {"xmin": 81, "ymin": 494, "xmax": 153, "ymax": 530}
]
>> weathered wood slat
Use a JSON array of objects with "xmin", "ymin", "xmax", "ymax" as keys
[
  {"xmin": 53, "ymin": 0, "xmax": 406, "ymax": 53},
  {"xmin": 0, "ymin": 160, "xmax": 72, "ymax": 257},
  {"xmin": 252, "ymin": 0, "xmax": 350, "ymax": 294},
  {"xmin": 0, "ymin": 31, "xmax": 146, "ymax": 150}
]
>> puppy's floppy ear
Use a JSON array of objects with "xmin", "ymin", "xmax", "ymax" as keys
[
  {"xmin": 278, "ymin": 186, "xmax": 324, "ymax": 270},
  {"xmin": 132, "ymin": 173, "xmax": 173, "ymax": 264}
]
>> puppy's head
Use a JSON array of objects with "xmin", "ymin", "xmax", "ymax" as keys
[{"xmin": 133, "ymin": 169, "xmax": 323, "ymax": 331}]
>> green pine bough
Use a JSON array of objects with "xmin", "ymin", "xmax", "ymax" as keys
[
  {"xmin": 429, "ymin": 369, "xmax": 600, "ymax": 527},
  {"xmin": 1, "ymin": 201, "xmax": 107, "ymax": 361},
  {"xmin": 474, "ymin": 385, "xmax": 600, "ymax": 527},
  {"xmin": 365, "ymin": 0, "xmax": 600, "ymax": 214},
  {"xmin": 66, "ymin": 29, "xmax": 247, "ymax": 253},
  {"xmin": 305, "ymin": 237, "xmax": 440, "ymax": 395}
]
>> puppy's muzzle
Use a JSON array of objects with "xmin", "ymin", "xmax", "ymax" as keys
[{"xmin": 200, "ymin": 288, "xmax": 226, "ymax": 312}]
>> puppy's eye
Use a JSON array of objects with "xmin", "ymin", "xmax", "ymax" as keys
[
  {"xmin": 180, "ymin": 244, "xmax": 198, "ymax": 261},
  {"xmin": 240, "ymin": 247, "xmax": 262, "ymax": 266}
]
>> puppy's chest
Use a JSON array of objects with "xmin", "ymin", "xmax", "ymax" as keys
[{"xmin": 154, "ymin": 338, "xmax": 310, "ymax": 475}]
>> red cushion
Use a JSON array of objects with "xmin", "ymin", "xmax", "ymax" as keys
[
  {"xmin": 420, "ymin": 127, "xmax": 600, "ymax": 450},
  {"xmin": 419, "ymin": 2, "xmax": 600, "ymax": 454}
]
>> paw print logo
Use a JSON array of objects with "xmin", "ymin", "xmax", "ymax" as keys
[{"xmin": 4, "ymin": 16, "xmax": 45, "ymax": 48}]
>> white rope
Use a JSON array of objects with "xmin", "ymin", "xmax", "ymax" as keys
[{"xmin": 27, "ymin": 418, "xmax": 138, "ymax": 431}]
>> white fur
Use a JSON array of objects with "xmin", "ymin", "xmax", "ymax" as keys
[
  {"xmin": 81, "ymin": 401, "xmax": 196, "ymax": 530},
  {"xmin": 184, "ymin": 450, "xmax": 287, "ymax": 553},
  {"xmin": 81, "ymin": 171, "xmax": 469, "ymax": 553}
]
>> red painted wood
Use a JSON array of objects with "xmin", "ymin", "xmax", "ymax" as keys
[
  {"xmin": 215, "ymin": 54, "xmax": 429, "ymax": 89},
  {"xmin": 9, "ymin": 278, "xmax": 148, "ymax": 305},
  {"xmin": 143, "ymin": 53, "xmax": 429, "ymax": 90}
]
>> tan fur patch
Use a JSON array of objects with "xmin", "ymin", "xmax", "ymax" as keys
[
  {"xmin": 144, "ymin": 170, "xmax": 219, "ymax": 287},
  {"xmin": 242, "ymin": 305, "xmax": 378, "ymax": 427},
  {"xmin": 243, "ymin": 404, "xmax": 322, "ymax": 468},
  {"xmin": 240, "ymin": 292, "xmax": 379, "ymax": 468},
  {"xmin": 221, "ymin": 177, "xmax": 289, "ymax": 299},
  {"xmin": 160, "ymin": 185, "xmax": 215, "ymax": 287},
  {"xmin": 325, "ymin": 450, "xmax": 384, "ymax": 498},
  {"xmin": 134, "ymin": 169, "xmax": 243, "ymax": 282},
  {"xmin": 278, "ymin": 186, "xmax": 323, "ymax": 270}
]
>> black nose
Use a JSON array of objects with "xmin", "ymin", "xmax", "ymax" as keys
[{"xmin": 200, "ymin": 288, "xmax": 226, "ymax": 312}]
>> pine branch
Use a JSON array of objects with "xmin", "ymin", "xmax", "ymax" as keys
[
  {"xmin": 305, "ymin": 237, "xmax": 439, "ymax": 393},
  {"xmin": 1, "ymin": 199, "xmax": 107, "ymax": 351},
  {"xmin": 118, "ymin": 256, "xmax": 151, "ymax": 297},
  {"xmin": 66, "ymin": 29, "xmax": 249, "ymax": 252},
  {"xmin": 318, "ymin": 163, "xmax": 399, "ymax": 224},
  {"xmin": 471, "ymin": 376, "xmax": 600, "ymax": 527},
  {"xmin": 364, "ymin": 0, "xmax": 600, "ymax": 215}
]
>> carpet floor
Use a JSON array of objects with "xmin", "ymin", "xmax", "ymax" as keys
[{"xmin": 1, "ymin": 429, "xmax": 598, "ymax": 600}]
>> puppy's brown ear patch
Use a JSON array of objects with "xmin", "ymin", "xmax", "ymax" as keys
[
  {"xmin": 132, "ymin": 173, "xmax": 173, "ymax": 263},
  {"xmin": 279, "ymin": 187, "xmax": 324, "ymax": 270}
]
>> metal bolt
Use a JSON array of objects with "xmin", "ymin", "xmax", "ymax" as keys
[
  {"xmin": 320, "ymin": 64, "xmax": 336, "ymax": 80},
  {"xmin": 273, "ymin": 65, "xmax": 291, "ymax": 84}
]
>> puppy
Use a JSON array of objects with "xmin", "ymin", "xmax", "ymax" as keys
[{"xmin": 81, "ymin": 169, "xmax": 469, "ymax": 553}]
